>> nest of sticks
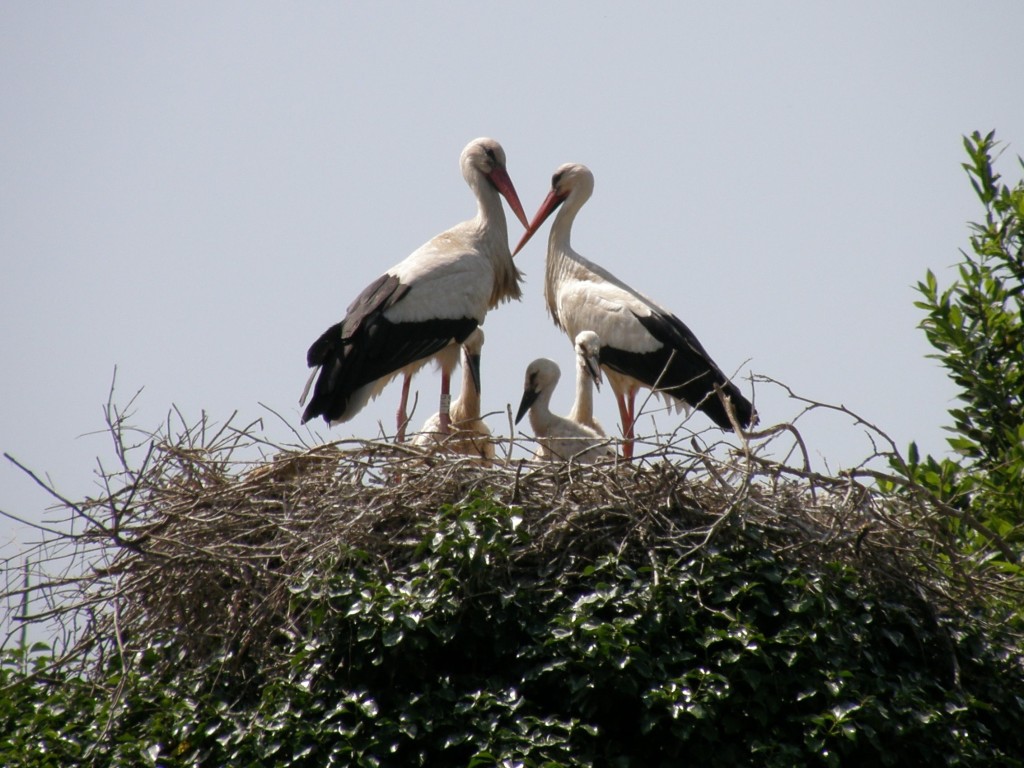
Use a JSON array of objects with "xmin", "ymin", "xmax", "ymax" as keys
[{"xmin": 2, "ymin": 379, "xmax": 1018, "ymax": 680}]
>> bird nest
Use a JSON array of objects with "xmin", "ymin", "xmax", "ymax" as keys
[{"xmin": 2, "ymin": 381, "xmax": 1017, "ymax": 680}]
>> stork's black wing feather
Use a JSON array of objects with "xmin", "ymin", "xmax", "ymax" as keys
[
  {"xmin": 302, "ymin": 274, "xmax": 476, "ymax": 424},
  {"xmin": 600, "ymin": 309, "xmax": 756, "ymax": 430}
]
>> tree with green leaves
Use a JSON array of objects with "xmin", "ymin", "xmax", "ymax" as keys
[{"xmin": 898, "ymin": 131, "xmax": 1024, "ymax": 554}]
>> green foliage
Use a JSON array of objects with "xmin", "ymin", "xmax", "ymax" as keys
[
  {"xmin": 3, "ymin": 495, "xmax": 1023, "ymax": 767},
  {"xmin": 899, "ymin": 130, "xmax": 1024, "ymax": 549}
]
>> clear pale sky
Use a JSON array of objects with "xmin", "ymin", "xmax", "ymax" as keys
[{"xmin": 3, "ymin": 3, "xmax": 1024, "ymax": 563}]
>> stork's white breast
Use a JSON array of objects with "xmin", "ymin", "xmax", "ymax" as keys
[{"xmin": 557, "ymin": 278, "xmax": 663, "ymax": 354}]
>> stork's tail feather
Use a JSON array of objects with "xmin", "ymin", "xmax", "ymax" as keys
[{"xmin": 298, "ymin": 367, "xmax": 319, "ymax": 409}]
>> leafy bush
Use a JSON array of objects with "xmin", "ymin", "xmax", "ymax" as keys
[
  {"xmin": 4, "ymin": 493, "xmax": 1023, "ymax": 767},
  {"xmin": 899, "ymin": 130, "xmax": 1024, "ymax": 552}
]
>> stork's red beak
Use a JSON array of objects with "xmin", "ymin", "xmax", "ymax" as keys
[
  {"xmin": 487, "ymin": 166, "xmax": 530, "ymax": 230},
  {"xmin": 513, "ymin": 188, "xmax": 566, "ymax": 256}
]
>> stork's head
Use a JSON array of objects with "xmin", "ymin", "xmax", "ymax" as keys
[
  {"xmin": 513, "ymin": 162, "xmax": 595, "ymax": 255},
  {"xmin": 514, "ymin": 357, "xmax": 560, "ymax": 424},
  {"xmin": 461, "ymin": 138, "xmax": 530, "ymax": 229}
]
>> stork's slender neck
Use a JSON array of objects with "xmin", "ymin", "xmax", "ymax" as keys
[
  {"xmin": 465, "ymin": 170, "xmax": 522, "ymax": 306},
  {"xmin": 469, "ymin": 173, "xmax": 509, "ymax": 241},
  {"xmin": 544, "ymin": 188, "xmax": 590, "ymax": 326},
  {"xmin": 569, "ymin": 353, "xmax": 594, "ymax": 424},
  {"xmin": 547, "ymin": 185, "xmax": 587, "ymax": 258},
  {"xmin": 450, "ymin": 358, "xmax": 481, "ymax": 424},
  {"xmin": 527, "ymin": 385, "xmax": 556, "ymax": 434}
]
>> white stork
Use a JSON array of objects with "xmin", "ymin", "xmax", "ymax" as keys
[
  {"xmin": 515, "ymin": 358, "xmax": 614, "ymax": 464},
  {"xmin": 567, "ymin": 330, "xmax": 606, "ymax": 436},
  {"xmin": 412, "ymin": 328, "xmax": 495, "ymax": 463},
  {"xmin": 300, "ymin": 138, "xmax": 530, "ymax": 438},
  {"xmin": 514, "ymin": 163, "xmax": 756, "ymax": 459}
]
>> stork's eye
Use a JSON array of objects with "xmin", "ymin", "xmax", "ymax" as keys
[
  {"xmin": 551, "ymin": 171, "xmax": 563, "ymax": 189},
  {"xmin": 484, "ymin": 146, "xmax": 497, "ymax": 162}
]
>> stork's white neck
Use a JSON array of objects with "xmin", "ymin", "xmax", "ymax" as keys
[
  {"xmin": 450, "ymin": 363, "xmax": 481, "ymax": 425},
  {"xmin": 462, "ymin": 172, "xmax": 521, "ymax": 307},
  {"xmin": 568, "ymin": 354, "xmax": 594, "ymax": 425},
  {"xmin": 528, "ymin": 384, "xmax": 557, "ymax": 435},
  {"xmin": 543, "ymin": 192, "xmax": 596, "ymax": 328},
  {"xmin": 468, "ymin": 174, "xmax": 508, "ymax": 240}
]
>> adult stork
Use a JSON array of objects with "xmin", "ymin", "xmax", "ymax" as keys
[
  {"xmin": 567, "ymin": 330, "xmax": 606, "ymax": 436},
  {"xmin": 514, "ymin": 163, "xmax": 756, "ymax": 458},
  {"xmin": 412, "ymin": 328, "xmax": 495, "ymax": 463},
  {"xmin": 300, "ymin": 138, "xmax": 530, "ymax": 439},
  {"xmin": 515, "ymin": 358, "xmax": 614, "ymax": 464}
]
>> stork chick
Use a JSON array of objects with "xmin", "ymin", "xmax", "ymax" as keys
[
  {"xmin": 515, "ymin": 358, "xmax": 613, "ymax": 464},
  {"xmin": 567, "ymin": 330, "xmax": 606, "ymax": 436}
]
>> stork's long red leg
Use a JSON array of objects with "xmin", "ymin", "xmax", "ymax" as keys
[
  {"xmin": 396, "ymin": 374, "xmax": 412, "ymax": 442},
  {"xmin": 616, "ymin": 392, "xmax": 634, "ymax": 460},
  {"xmin": 624, "ymin": 389, "xmax": 637, "ymax": 459}
]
